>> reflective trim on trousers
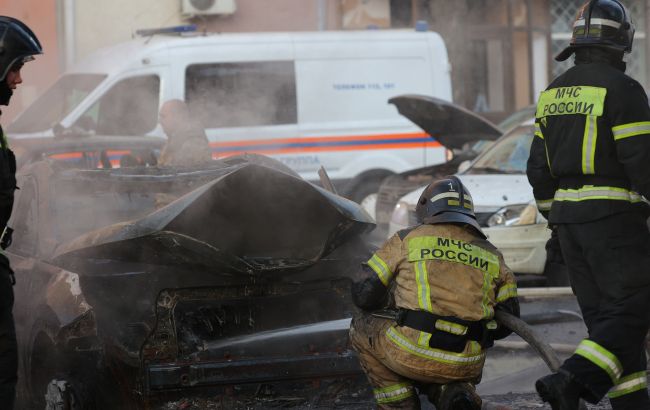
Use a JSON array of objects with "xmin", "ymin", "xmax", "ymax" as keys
[
  {"xmin": 374, "ymin": 382, "xmax": 415, "ymax": 404},
  {"xmin": 607, "ymin": 371, "xmax": 648, "ymax": 399},
  {"xmin": 574, "ymin": 339, "xmax": 623, "ymax": 383}
]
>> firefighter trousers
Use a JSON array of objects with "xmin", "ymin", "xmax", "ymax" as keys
[
  {"xmin": 349, "ymin": 313, "xmax": 482, "ymax": 409},
  {"xmin": 556, "ymin": 211, "xmax": 650, "ymax": 409},
  {"xmin": 0, "ymin": 257, "xmax": 16, "ymax": 410}
]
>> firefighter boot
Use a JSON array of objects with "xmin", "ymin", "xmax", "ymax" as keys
[
  {"xmin": 535, "ymin": 371, "xmax": 582, "ymax": 410},
  {"xmin": 429, "ymin": 382, "xmax": 482, "ymax": 410}
]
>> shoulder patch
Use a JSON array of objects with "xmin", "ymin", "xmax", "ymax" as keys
[{"xmin": 397, "ymin": 227, "xmax": 416, "ymax": 241}]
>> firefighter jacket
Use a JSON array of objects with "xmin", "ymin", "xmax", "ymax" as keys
[
  {"xmin": 0, "ymin": 126, "xmax": 16, "ymax": 232},
  {"xmin": 352, "ymin": 223, "xmax": 518, "ymax": 379},
  {"xmin": 527, "ymin": 60, "xmax": 650, "ymax": 223}
]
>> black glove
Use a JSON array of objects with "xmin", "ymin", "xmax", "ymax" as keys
[{"xmin": 545, "ymin": 226, "xmax": 563, "ymax": 265}]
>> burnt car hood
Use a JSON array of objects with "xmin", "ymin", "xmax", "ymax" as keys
[
  {"xmin": 389, "ymin": 94, "xmax": 502, "ymax": 150},
  {"xmin": 52, "ymin": 163, "xmax": 375, "ymax": 275}
]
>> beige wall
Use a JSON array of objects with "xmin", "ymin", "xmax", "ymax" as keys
[
  {"xmin": 195, "ymin": 0, "xmax": 341, "ymax": 32},
  {"xmin": 0, "ymin": 0, "xmax": 60, "ymax": 122},
  {"xmin": 74, "ymin": 0, "xmax": 184, "ymax": 61}
]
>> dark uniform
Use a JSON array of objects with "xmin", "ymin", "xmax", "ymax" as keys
[
  {"xmin": 0, "ymin": 127, "xmax": 17, "ymax": 406},
  {"xmin": 528, "ymin": 1, "xmax": 650, "ymax": 409},
  {"xmin": 0, "ymin": 17, "xmax": 42, "ymax": 409}
]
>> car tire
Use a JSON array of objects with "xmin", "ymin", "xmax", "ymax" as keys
[{"xmin": 543, "ymin": 260, "xmax": 570, "ymax": 287}]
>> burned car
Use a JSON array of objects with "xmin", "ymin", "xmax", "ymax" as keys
[
  {"xmin": 10, "ymin": 155, "xmax": 375, "ymax": 409},
  {"xmin": 10, "ymin": 135, "xmax": 164, "ymax": 170}
]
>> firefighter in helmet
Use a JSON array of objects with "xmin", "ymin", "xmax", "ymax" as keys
[
  {"xmin": 349, "ymin": 176, "xmax": 519, "ymax": 410},
  {"xmin": 528, "ymin": 1, "xmax": 650, "ymax": 409},
  {"xmin": 0, "ymin": 16, "xmax": 42, "ymax": 409}
]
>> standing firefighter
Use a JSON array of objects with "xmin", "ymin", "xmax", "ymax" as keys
[
  {"xmin": 528, "ymin": 1, "xmax": 650, "ymax": 409},
  {"xmin": 349, "ymin": 176, "xmax": 519, "ymax": 410},
  {"xmin": 0, "ymin": 17, "xmax": 41, "ymax": 409}
]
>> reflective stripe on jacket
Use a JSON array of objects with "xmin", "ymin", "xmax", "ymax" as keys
[{"xmin": 527, "ymin": 62, "xmax": 650, "ymax": 223}]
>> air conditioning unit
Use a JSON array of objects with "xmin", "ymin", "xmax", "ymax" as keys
[{"xmin": 182, "ymin": 0, "xmax": 236, "ymax": 16}]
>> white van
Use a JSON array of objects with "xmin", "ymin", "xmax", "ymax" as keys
[{"xmin": 7, "ymin": 28, "xmax": 452, "ymax": 201}]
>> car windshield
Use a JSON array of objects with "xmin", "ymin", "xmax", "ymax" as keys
[
  {"xmin": 7, "ymin": 74, "xmax": 106, "ymax": 133},
  {"xmin": 465, "ymin": 125, "xmax": 534, "ymax": 174}
]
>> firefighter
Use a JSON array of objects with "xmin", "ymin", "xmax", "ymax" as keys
[
  {"xmin": 527, "ymin": 1, "xmax": 650, "ymax": 409},
  {"xmin": 349, "ymin": 176, "xmax": 519, "ymax": 410},
  {"xmin": 0, "ymin": 16, "xmax": 42, "ymax": 409},
  {"xmin": 158, "ymin": 99, "xmax": 212, "ymax": 167}
]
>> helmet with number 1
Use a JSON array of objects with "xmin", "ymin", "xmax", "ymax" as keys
[
  {"xmin": 556, "ymin": 0, "xmax": 635, "ymax": 61},
  {"xmin": 415, "ymin": 176, "xmax": 485, "ymax": 238}
]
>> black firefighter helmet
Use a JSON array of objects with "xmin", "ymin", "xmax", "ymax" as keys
[
  {"xmin": 0, "ymin": 16, "xmax": 42, "ymax": 81},
  {"xmin": 556, "ymin": 0, "xmax": 634, "ymax": 61},
  {"xmin": 415, "ymin": 176, "xmax": 486, "ymax": 238}
]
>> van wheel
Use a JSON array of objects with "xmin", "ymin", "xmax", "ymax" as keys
[
  {"xmin": 543, "ymin": 260, "xmax": 570, "ymax": 287},
  {"xmin": 347, "ymin": 171, "xmax": 393, "ymax": 206}
]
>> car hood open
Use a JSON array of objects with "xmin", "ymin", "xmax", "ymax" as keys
[
  {"xmin": 389, "ymin": 94, "xmax": 502, "ymax": 150},
  {"xmin": 53, "ymin": 163, "xmax": 375, "ymax": 275}
]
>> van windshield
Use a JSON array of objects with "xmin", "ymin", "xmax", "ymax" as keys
[
  {"xmin": 465, "ymin": 125, "xmax": 534, "ymax": 174},
  {"xmin": 7, "ymin": 74, "xmax": 106, "ymax": 134}
]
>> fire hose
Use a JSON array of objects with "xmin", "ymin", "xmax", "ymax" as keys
[{"xmin": 495, "ymin": 310, "xmax": 588, "ymax": 410}]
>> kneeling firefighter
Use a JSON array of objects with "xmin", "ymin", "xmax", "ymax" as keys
[{"xmin": 349, "ymin": 176, "xmax": 519, "ymax": 410}]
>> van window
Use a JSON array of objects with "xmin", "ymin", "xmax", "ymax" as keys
[
  {"xmin": 185, "ymin": 62, "xmax": 297, "ymax": 128},
  {"xmin": 75, "ymin": 75, "xmax": 160, "ymax": 136},
  {"xmin": 8, "ymin": 74, "xmax": 106, "ymax": 133}
]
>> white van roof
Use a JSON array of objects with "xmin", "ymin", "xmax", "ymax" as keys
[{"xmin": 70, "ymin": 29, "xmax": 448, "ymax": 76}]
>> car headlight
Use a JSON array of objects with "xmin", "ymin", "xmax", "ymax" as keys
[
  {"xmin": 487, "ymin": 203, "xmax": 543, "ymax": 227},
  {"xmin": 390, "ymin": 201, "xmax": 412, "ymax": 227}
]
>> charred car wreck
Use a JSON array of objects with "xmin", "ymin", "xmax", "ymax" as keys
[{"xmin": 10, "ymin": 155, "xmax": 375, "ymax": 409}]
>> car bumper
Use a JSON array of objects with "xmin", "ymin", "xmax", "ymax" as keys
[{"xmin": 483, "ymin": 223, "xmax": 550, "ymax": 274}]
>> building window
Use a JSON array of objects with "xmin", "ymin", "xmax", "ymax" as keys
[
  {"xmin": 550, "ymin": 0, "xmax": 647, "ymax": 87},
  {"xmin": 185, "ymin": 62, "xmax": 297, "ymax": 128}
]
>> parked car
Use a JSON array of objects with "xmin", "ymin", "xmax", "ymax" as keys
[
  {"xmin": 387, "ymin": 120, "xmax": 570, "ymax": 285},
  {"xmin": 372, "ymin": 96, "xmax": 532, "ymax": 237},
  {"xmin": 10, "ymin": 155, "xmax": 375, "ymax": 409}
]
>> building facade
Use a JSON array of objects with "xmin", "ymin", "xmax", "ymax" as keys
[{"xmin": 0, "ymin": 0, "xmax": 647, "ymax": 123}]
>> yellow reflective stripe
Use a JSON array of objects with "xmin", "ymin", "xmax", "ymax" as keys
[
  {"xmin": 447, "ymin": 199, "xmax": 473, "ymax": 210},
  {"xmin": 386, "ymin": 327, "xmax": 485, "ymax": 365},
  {"xmin": 480, "ymin": 263, "xmax": 494, "ymax": 319},
  {"xmin": 415, "ymin": 260, "xmax": 433, "ymax": 312},
  {"xmin": 496, "ymin": 283, "xmax": 518, "ymax": 303},
  {"xmin": 418, "ymin": 331, "xmax": 432, "ymax": 347},
  {"xmin": 555, "ymin": 186, "xmax": 644, "ymax": 203},
  {"xmin": 536, "ymin": 86, "xmax": 606, "ymax": 118},
  {"xmin": 575, "ymin": 340, "xmax": 622, "ymax": 382},
  {"xmin": 374, "ymin": 382, "xmax": 414, "ymax": 404},
  {"xmin": 534, "ymin": 123, "xmax": 544, "ymax": 140},
  {"xmin": 544, "ymin": 140, "xmax": 555, "ymax": 177},
  {"xmin": 582, "ymin": 115, "xmax": 597, "ymax": 174},
  {"xmin": 608, "ymin": 371, "xmax": 648, "ymax": 399},
  {"xmin": 435, "ymin": 319, "xmax": 468, "ymax": 336},
  {"xmin": 612, "ymin": 121, "xmax": 650, "ymax": 140},
  {"xmin": 408, "ymin": 236, "xmax": 500, "ymax": 278},
  {"xmin": 368, "ymin": 254, "xmax": 392, "ymax": 286},
  {"xmin": 536, "ymin": 199, "xmax": 553, "ymax": 211}
]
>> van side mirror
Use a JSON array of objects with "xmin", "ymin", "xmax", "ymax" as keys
[{"xmin": 457, "ymin": 160, "xmax": 472, "ymax": 173}]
